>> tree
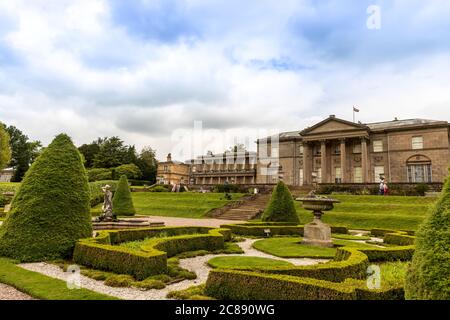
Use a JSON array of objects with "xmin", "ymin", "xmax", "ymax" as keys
[
  {"xmin": 0, "ymin": 134, "xmax": 92, "ymax": 262},
  {"xmin": 115, "ymin": 163, "xmax": 142, "ymax": 180},
  {"xmin": 0, "ymin": 123, "xmax": 11, "ymax": 170},
  {"xmin": 78, "ymin": 140, "xmax": 101, "ymax": 168},
  {"xmin": 5, "ymin": 126, "xmax": 41, "ymax": 181},
  {"xmin": 405, "ymin": 170, "xmax": 450, "ymax": 300},
  {"xmin": 136, "ymin": 146, "xmax": 157, "ymax": 182},
  {"xmin": 92, "ymin": 137, "xmax": 137, "ymax": 168},
  {"xmin": 262, "ymin": 181, "xmax": 300, "ymax": 224},
  {"xmin": 112, "ymin": 175, "xmax": 136, "ymax": 216}
]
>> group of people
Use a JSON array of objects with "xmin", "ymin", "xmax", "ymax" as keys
[{"xmin": 379, "ymin": 177, "xmax": 389, "ymax": 195}]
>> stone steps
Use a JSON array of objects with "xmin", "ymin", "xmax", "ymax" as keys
[{"xmin": 216, "ymin": 194, "xmax": 271, "ymax": 221}]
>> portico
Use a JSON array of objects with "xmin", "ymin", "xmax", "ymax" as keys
[{"xmin": 300, "ymin": 116, "xmax": 371, "ymax": 184}]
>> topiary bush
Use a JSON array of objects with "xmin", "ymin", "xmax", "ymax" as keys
[
  {"xmin": 405, "ymin": 172, "xmax": 450, "ymax": 300},
  {"xmin": 262, "ymin": 181, "xmax": 300, "ymax": 224},
  {"xmin": 112, "ymin": 175, "xmax": 136, "ymax": 216},
  {"xmin": 0, "ymin": 134, "xmax": 92, "ymax": 262}
]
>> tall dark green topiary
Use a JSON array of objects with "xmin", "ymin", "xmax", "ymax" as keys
[
  {"xmin": 112, "ymin": 175, "xmax": 136, "ymax": 216},
  {"xmin": 262, "ymin": 181, "xmax": 300, "ymax": 224},
  {"xmin": 0, "ymin": 134, "xmax": 92, "ymax": 262},
  {"xmin": 405, "ymin": 171, "xmax": 450, "ymax": 300}
]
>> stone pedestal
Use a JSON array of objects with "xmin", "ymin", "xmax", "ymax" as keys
[{"xmin": 302, "ymin": 218, "xmax": 333, "ymax": 247}]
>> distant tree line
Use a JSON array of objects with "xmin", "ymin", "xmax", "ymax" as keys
[{"xmin": 78, "ymin": 137, "xmax": 157, "ymax": 183}]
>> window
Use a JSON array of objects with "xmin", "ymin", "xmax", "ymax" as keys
[
  {"xmin": 314, "ymin": 145, "xmax": 321, "ymax": 155},
  {"xmin": 412, "ymin": 137, "xmax": 423, "ymax": 150},
  {"xmin": 299, "ymin": 144, "xmax": 304, "ymax": 155},
  {"xmin": 163, "ymin": 165, "xmax": 169, "ymax": 172},
  {"xmin": 335, "ymin": 167, "xmax": 342, "ymax": 184},
  {"xmin": 334, "ymin": 144, "xmax": 341, "ymax": 154},
  {"xmin": 374, "ymin": 166, "xmax": 385, "ymax": 182},
  {"xmin": 354, "ymin": 167, "xmax": 363, "ymax": 183},
  {"xmin": 373, "ymin": 140, "xmax": 383, "ymax": 152},
  {"xmin": 407, "ymin": 164, "xmax": 432, "ymax": 183},
  {"xmin": 299, "ymin": 169, "xmax": 304, "ymax": 186},
  {"xmin": 353, "ymin": 143, "xmax": 362, "ymax": 154}
]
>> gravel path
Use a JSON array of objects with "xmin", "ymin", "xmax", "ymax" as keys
[
  {"xmin": 18, "ymin": 238, "xmax": 327, "ymax": 300},
  {"xmin": 135, "ymin": 216, "xmax": 245, "ymax": 228},
  {"xmin": 0, "ymin": 283, "xmax": 36, "ymax": 300}
]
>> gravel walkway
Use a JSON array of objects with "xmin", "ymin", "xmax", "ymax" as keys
[
  {"xmin": 0, "ymin": 283, "xmax": 36, "ymax": 300},
  {"xmin": 18, "ymin": 238, "xmax": 327, "ymax": 300},
  {"xmin": 136, "ymin": 216, "xmax": 246, "ymax": 228}
]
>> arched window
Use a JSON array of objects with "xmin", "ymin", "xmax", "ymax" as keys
[{"xmin": 406, "ymin": 155, "xmax": 432, "ymax": 183}]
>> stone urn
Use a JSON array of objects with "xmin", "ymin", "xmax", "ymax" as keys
[{"xmin": 296, "ymin": 192, "xmax": 340, "ymax": 248}]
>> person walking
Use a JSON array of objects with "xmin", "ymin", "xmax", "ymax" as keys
[
  {"xmin": 379, "ymin": 178, "xmax": 385, "ymax": 195},
  {"xmin": 383, "ymin": 181, "xmax": 389, "ymax": 196}
]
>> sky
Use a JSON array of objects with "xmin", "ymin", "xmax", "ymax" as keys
[{"xmin": 1, "ymin": 0, "xmax": 450, "ymax": 161}]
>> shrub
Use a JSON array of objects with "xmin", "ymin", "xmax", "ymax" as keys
[
  {"xmin": 151, "ymin": 185, "xmax": 169, "ymax": 192},
  {"xmin": 73, "ymin": 227, "xmax": 230, "ymax": 280},
  {"xmin": 112, "ymin": 175, "xmax": 136, "ymax": 216},
  {"xmin": 133, "ymin": 279, "xmax": 165, "ymax": 290},
  {"xmin": 214, "ymin": 184, "xmax": 241, "ymax": 193},
  {"xmin": 87, "ymin": 168, "xmax": 113, "ymax": 182},
  {"xmin": 0, "ymin": 134, "xmax": 92, "ymax": 262},
  {"xmin": 115, "ymin": 164, "xmax": 142, "ymax": 180},
  {"xmin": 405, "ymin": 173, "xmax": 450, "ymax": 300},
  {"xmin": 220, "ymin": 223, "xmax": 347, "ymax": 237},
  {"xmin": 262, "ymin": 181, "xmax": 300, "ymax": 224},
  {"xmin": 414, "ymin": 183, "xmax": 430, "ymax": 197},
  {"xmin": 104, "ymin": 274, "xmax": 134, "ymax": 287}
]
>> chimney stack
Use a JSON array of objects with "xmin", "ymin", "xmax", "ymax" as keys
[{"xmin": 167, "ymin": 153, "xmax": 172, "ymax": 162}]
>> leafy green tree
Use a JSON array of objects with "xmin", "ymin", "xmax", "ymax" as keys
[
  {"xmin": 93, "ymin": 136, "xmax": 137, "ymax": 168},
  {"xmin": 0, "ymin": 134, "xmax": 92, "ymax": 261},
  {"xmin": 115, "ymin": 163, "xmax": 142, "ymax": 180},
  {"xmin": 405, "ymin": 170, "xmax": 450, "ymax": 300},
  {"xmin": 0, "ymin": 123, "xmax": 11, "ymax": 170},
  {"xmin": 78, "ymin": 139, "xmax": 101, "ymax": 168},
  {"xmin": 5, "ymin": 126, "xmax": 42, "ymax": 181},
  {"xmin": 112, "ymin": 175, "xmax": 136, "ymax": 216},
  {"xmin": 136, "ymin": 146, "xmax": 157, "ymax": 182},
  {"xmin": 262, "ymin": 181, "xmax": 300, "ymax": 224}
]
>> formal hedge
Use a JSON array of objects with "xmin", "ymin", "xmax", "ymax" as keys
[
  {"xmin": 262, "ymin": 181, "xmax": 300, "ymax": 223},
  {"xmin": 205, "ymin": 269, "xmax": 404, "ymax": 300},
  {"xmin": 405, "ymin": 171, "xmax": 450, "ymax": 300},
  {"xmin": 0, "ymin": 134, "xmax": 92, "ymax": 262},
  {"xmin": 73, "ymin": 227, "xmax": 230, "ymax": 280},
  {"xmin": 383, "ymin": 232, "xmax": 415, "ymax": 246},
  {"xmin": 112, "ymin": 175, "xmax": 136, "ymax": 216},
  {"xmin": 220, "ymin": 223, "xmax": 348, "ymax": 237}
]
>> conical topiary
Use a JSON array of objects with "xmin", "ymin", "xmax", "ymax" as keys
[
  {"xmin": 262, "ymin": 181, "xmax": 300, "ymax": 224},
  {"xmin": 405, "ymin": 170, "xmax": 450, "ymax": 300},
  {"xmin": 112, "ymin": 175, "xmax": 136, "ymax": 216},
  {"xmin": 0, "ymin": 134, "xmax": 92, "ymax": 262}
]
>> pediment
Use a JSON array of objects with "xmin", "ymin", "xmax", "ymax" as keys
[{"xmin": 301, "ymin": 117, "xmax": 368, "ymax": 135}]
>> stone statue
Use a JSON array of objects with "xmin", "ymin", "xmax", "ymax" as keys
[{"xmin": 99, "ymin": 185, "xmax": 114, "ymax": 221}]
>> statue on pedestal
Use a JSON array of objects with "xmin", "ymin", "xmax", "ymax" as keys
[{"xmin": 97, "ymin": 185, "xmax": 115, "ymax": 222}]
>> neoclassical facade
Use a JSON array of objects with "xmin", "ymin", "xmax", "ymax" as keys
[
  {"xmin": 188, "ymin": 151, "xmax": 257, "ymax": 185},
  {"xmin": 256, "ymin": 116, "xmax": 450, "ymax": 186},
  {"xmin": 156, "ymin": 153, "xmax": 190, "ymax": 185}
]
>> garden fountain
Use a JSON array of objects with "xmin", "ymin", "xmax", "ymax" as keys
[{"xmin": 296, "ymin": 190, "xmax": 340, "ymax": 247}]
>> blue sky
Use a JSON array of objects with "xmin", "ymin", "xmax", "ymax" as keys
[{"xmin": 0, "ymin": 0, "xmax": 450, "ymax": 159}]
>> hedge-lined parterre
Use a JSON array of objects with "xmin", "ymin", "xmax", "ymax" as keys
[{"xmin": 73, "ymin": 226, "xmax": 231, "ymax": 280}]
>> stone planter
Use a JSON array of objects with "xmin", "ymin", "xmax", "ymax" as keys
[{"xmin": 296, "ymin": 196, "xmax": 340, "ymax": 248}]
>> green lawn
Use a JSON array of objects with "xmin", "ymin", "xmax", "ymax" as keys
[
  {"xmin": 92, "ymin": 192, "xmax": 245, "ymax": 218},
  {"xmin": 295, "ymin": 194, "xmax": 436, "ymax": 231},
  {"xmin": 252, "ymin": 237, "xmax": 380, "ymax": 258},
  {"xmin": 0, "ymin": 258, "xmax": 117, "ymax": 300},
  {"xmin": 208, "ymin": 256, "xmax": 294, "ymax": 269}
]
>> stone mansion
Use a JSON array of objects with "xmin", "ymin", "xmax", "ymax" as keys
[{"xmin": 157, "ymin": 116, "xmax": 450, "ymax": 186}]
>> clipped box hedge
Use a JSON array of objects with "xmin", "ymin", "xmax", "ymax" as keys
[
  {"xmin": 205, "ymin": 269, "xmax": 404, "ymax": 300},
  {"xmin": 220, "ymin": 223, "xmax": 347, "ymax": 237},
  {"xmin": 73, "ymin": 226, "xmax": 230, "ymax": 280}
]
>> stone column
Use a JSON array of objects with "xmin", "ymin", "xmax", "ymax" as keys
[
  {"xmin": 321, "ymin": 140, "xmax": 327, "ymax": 183},
  {"xmin": 340, "ymin": 139, "xmax": 347, "ymax": 183},
  {"xmin": 361, "ymin": 137, "xmax": 368, "ymax": 183},
  {"xmin": 303, "ymin": 142, "xmax": 311, "ymax": 185}
]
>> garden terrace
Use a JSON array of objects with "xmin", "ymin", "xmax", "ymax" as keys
[
  {"xmin": 201, "ymin": 226, "xmax": 416, "ymax": 300},
  {"xmin": 73, "ymin": 226, "xmax": 231, "ymax": 280}
]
